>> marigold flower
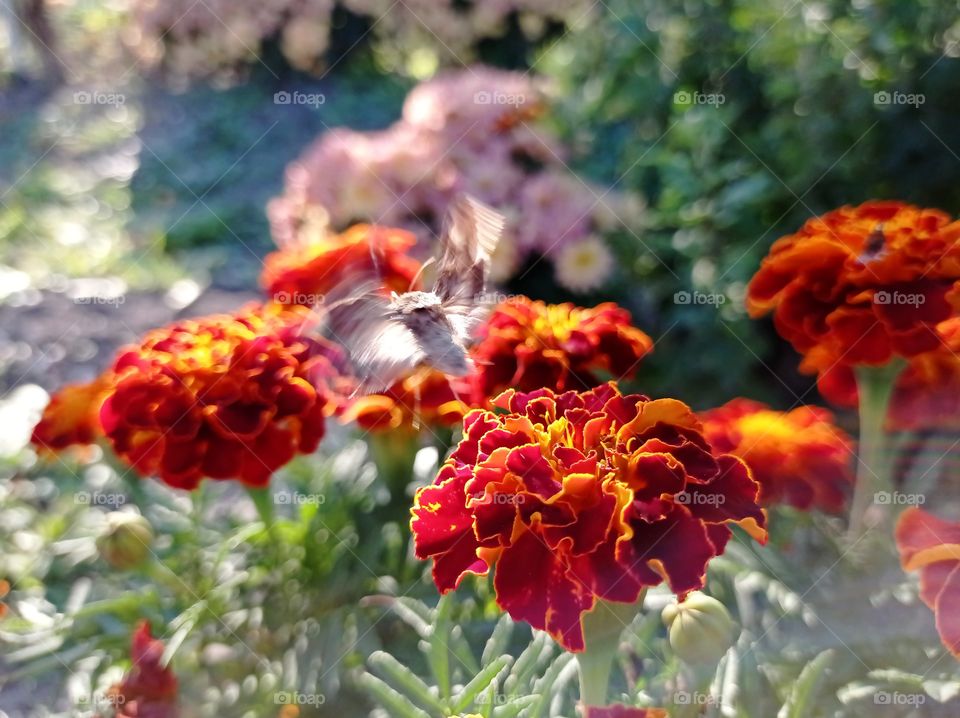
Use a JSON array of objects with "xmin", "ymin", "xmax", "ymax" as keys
[
  {"xmin": 819, "ymin": 317, "xmax": 960, "ymax": 431},
  {"xmin": 99, "ymin": 303, "xmax": 346, "ymax": 490},
  {"xmin": 30, "ymin": 372, "xmax": 115, "ymax": 454},
  {"xmin": 747, "ymin": 201, "xmax": 960, "ymax": 377},
  {"xmin": 261, "ymin": 223, "xmax": 422, "ymax": 307},
  {"xmin": 471, "ymin": 299, "xmax": 654, "ymax": 398},
  {"xmin": 700, "ymin": 399, "xmax": 855, "ymax": 513},
  {"xmin": 0, "ymin": 579, "xmax": 8, "ymax": 620},
  {"xmin": 411, "ymin": 384, "xmax": 766, "ymax": 652},
  {"xmin": 99, "ymin": 621, "xmax": 178, "ymax": 718},
  {"xmin": 895, "ymin": 508, "xmax": 960, "ymax": 658},
  {"xmin": 340, "ymin": 368, "xmax": 472, "ymax": 433}
]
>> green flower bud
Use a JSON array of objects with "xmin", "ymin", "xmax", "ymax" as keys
[
  {"xmin": 661, "ymin": 591, "xmax": 737, "ymax": 665},
  {"xmin": 96, "ymin": 511, "xmax": 154, "ymax": 570}
]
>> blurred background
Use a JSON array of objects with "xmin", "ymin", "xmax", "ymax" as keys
[
  {"xmin": 2, "ymin": 1, "xmax": 960, "ymax": 716},
  {"xmin": 2, "ymin": 0, "xmax": 958, "ymax": 408}
]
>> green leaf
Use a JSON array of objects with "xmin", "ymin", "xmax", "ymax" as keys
[
  {"xmin": 526, "ymin": 653, "xmax": 576, "ymax": 718},
  {"xmin": 369, "ymin": 650, "xmax": 447, "ymax": 714},
  {"xmin": 491, "ymin": 695, "xmax": 537, "ymax": 718},
  {"xmin": 390, "ymin": 597, "xmax": 434, "ymax": 638},
  {"xmin": 505, "ymin": 632, "xmax": 553, "ymax": 695},
  {"xmin": 778, "ymin": 649, "xmax": 834, "ymax": 718},
  {"xmin": 482, "ymin": 615, "xmax": 514, "ymax": 667},
  {"xmin": 426, "ymin": 593, "xmax": 453, "ymax": 699},
  {"xmin": 356, "ymin": 673, "xmax": 433, "ymax": 718},
  {"xmin": 451, "ymin": 655, "xmax": 512, "ymax": 713}
]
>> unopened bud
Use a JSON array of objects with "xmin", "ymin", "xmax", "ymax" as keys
[
  {"xmin": 96, "ymin": 512, "xmax": 153, "ymax": 570},
  {"xmin": 661, "ymin": 591, "xmax": 737, "ymax": 665}
]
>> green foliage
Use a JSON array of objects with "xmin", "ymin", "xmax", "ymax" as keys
[
  {"xmin": 357, "ymin": 596, "xmax": 579, "ymax": 718},
  {"xmin": 539, "ymin": 0, "xmax": 960, "ymax": 407}
]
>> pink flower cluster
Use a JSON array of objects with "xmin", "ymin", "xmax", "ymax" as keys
[
  {"xmin": 127, "ymin": 1, "xmax": 596, "ymax": 76},
  {"xmin": 128, "ymin": 0, "xmax": 336, "ymax": 75},
  {"xmin": 269, "ymin": 67, "xmax": 627, "ymax": 290}
]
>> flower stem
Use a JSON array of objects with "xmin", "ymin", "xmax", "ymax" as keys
[
  {"xmin": 246, "ymin": 486, "xmax": 275, "ymax": 530},
  {"xmin": 847, "ymin": 362, "xmax": 903, "ymax": 541},
  {"xmin": 577, "ymin": 594, "xmax": 646, "ymax": 708}
]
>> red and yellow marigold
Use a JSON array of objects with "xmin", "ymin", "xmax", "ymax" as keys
[
  {"xmin": 471, "ymin": 298, "xmax": 653, "ymax": 398},
  {"xmin": 819, "ymin": 317, "xmax": 960, "ymax": 431},
  {"xmin": 411, "ymin": 383, "xmax": 766, "ymax": 652},
  {"xmin": 261, "ymin": 224, "xmax": 422, "ymax": 306},
  {"xmin": 98, "ymin": 622, "xmax": 178, "ymax": 718},
  {"xmin": 895, "ymin": 508, "xmax": 960, "ymax": 658},
  {"xmin": 747, "ymin": 201, "xmax": 960, "ymax": 378},
  {"xmin": 99, "ymin": 303, "xmax": 346, "ymax": 490},
  {"xmin": 340, "ymin": 368, "xmax": 473, "ymax": 433},
  {"xmin": 30, "ymin": 372, "xmax": 115, "ymax": 454},
  {"xmin": 701, "ymin": 399, "xmax": 855, "ymax": 513}
]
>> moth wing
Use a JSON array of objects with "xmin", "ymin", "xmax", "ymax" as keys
[{"xmin": 434, "ymin": 194, "xmax": 505, "ymax": 305}]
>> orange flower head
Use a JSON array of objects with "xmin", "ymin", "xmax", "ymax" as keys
[
  {"xmin": 100, "ymin": 303, "xmax": 346, "ymax": 490},
  {"xmin": 747, "ymin": 201, "xmax": 960, "ymax": 376},
  {"xmin": 818, "ymin": 317, "xmax": 960, "ymax": 430},
  {"xmin": 101, "ymin": 621, "xmax": 178, "ymax": 718},
  {"xmin": 471, "ymin": 298, "xmax": 654, "ymax": 398},
  {"xmin": 701, "ymin": 399, "xmax": 855, "ymax": 513},
  {"xmin": 895, "ymin": 508, "xmax": 960, "ymax": 659},
  {"xmin": 411, "ymin": 383, "xmax": 766, "ymax": 652},
  {"xmin": 340, "ymin": 368, "xmax": 473, "ymax": 433},
  {"xmin": 31, "ymin": 372, "xmax": 115, "ymax": 454},
  {"xmin": 261, "ymin": 224, "xmax": 422, "ymax": 307}
]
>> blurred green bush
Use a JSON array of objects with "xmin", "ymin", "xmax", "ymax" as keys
[{"xmin": 538, "ymin": 0, "xmax": 960, "ymax": 408}]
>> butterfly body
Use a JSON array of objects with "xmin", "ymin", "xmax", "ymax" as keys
[{"xmin": 320, "ymin": 195, "xmax": 505, "ymax": 392}]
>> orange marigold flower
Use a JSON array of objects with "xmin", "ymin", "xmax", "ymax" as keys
[
  {"xmin": 819, "ymin": 317, "xmax": 960, "ymax": 431},
  {"xmin": 747, "ymin": 201, "xmax": 960, "ymax": 376},
  {"xmin": 340, "ymin": 368, "xmax": 472, "ymax": 433},
  {"xmin": 99, "ymin": 621, "xmax": 178, "ymax": 718},
  {"xmin": 0, "ymin": 578, "xmax": 9, "ymax": 619},
  {"xmin": 261, "ymin": 224, "xmax": 422, "ymax": 306},
  {"xmin": 895, "ymin": 507, "xmax": 960, "ymax": 658},
  {"xmin": 411, "ymin": 383, "xmax": 766, "ymax": 652},
  {"xmin": 701, "ymin": 399, "xmax": 855, "ymax": 513},
  {"xmin": 471, "ymin": 298, "xmax": 653, "ymax": 398},
  {"xmin": 99, "ymin": 303, "xmax": 346, "ymax": 490},
  {"xmin": 31, "ymin": 372, "xmax": 115, "ymax": 454}
]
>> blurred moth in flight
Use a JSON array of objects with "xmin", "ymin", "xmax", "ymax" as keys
[{"xmin": 321, "ymin": 195, "xmax": 505, "ymax": 392}]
